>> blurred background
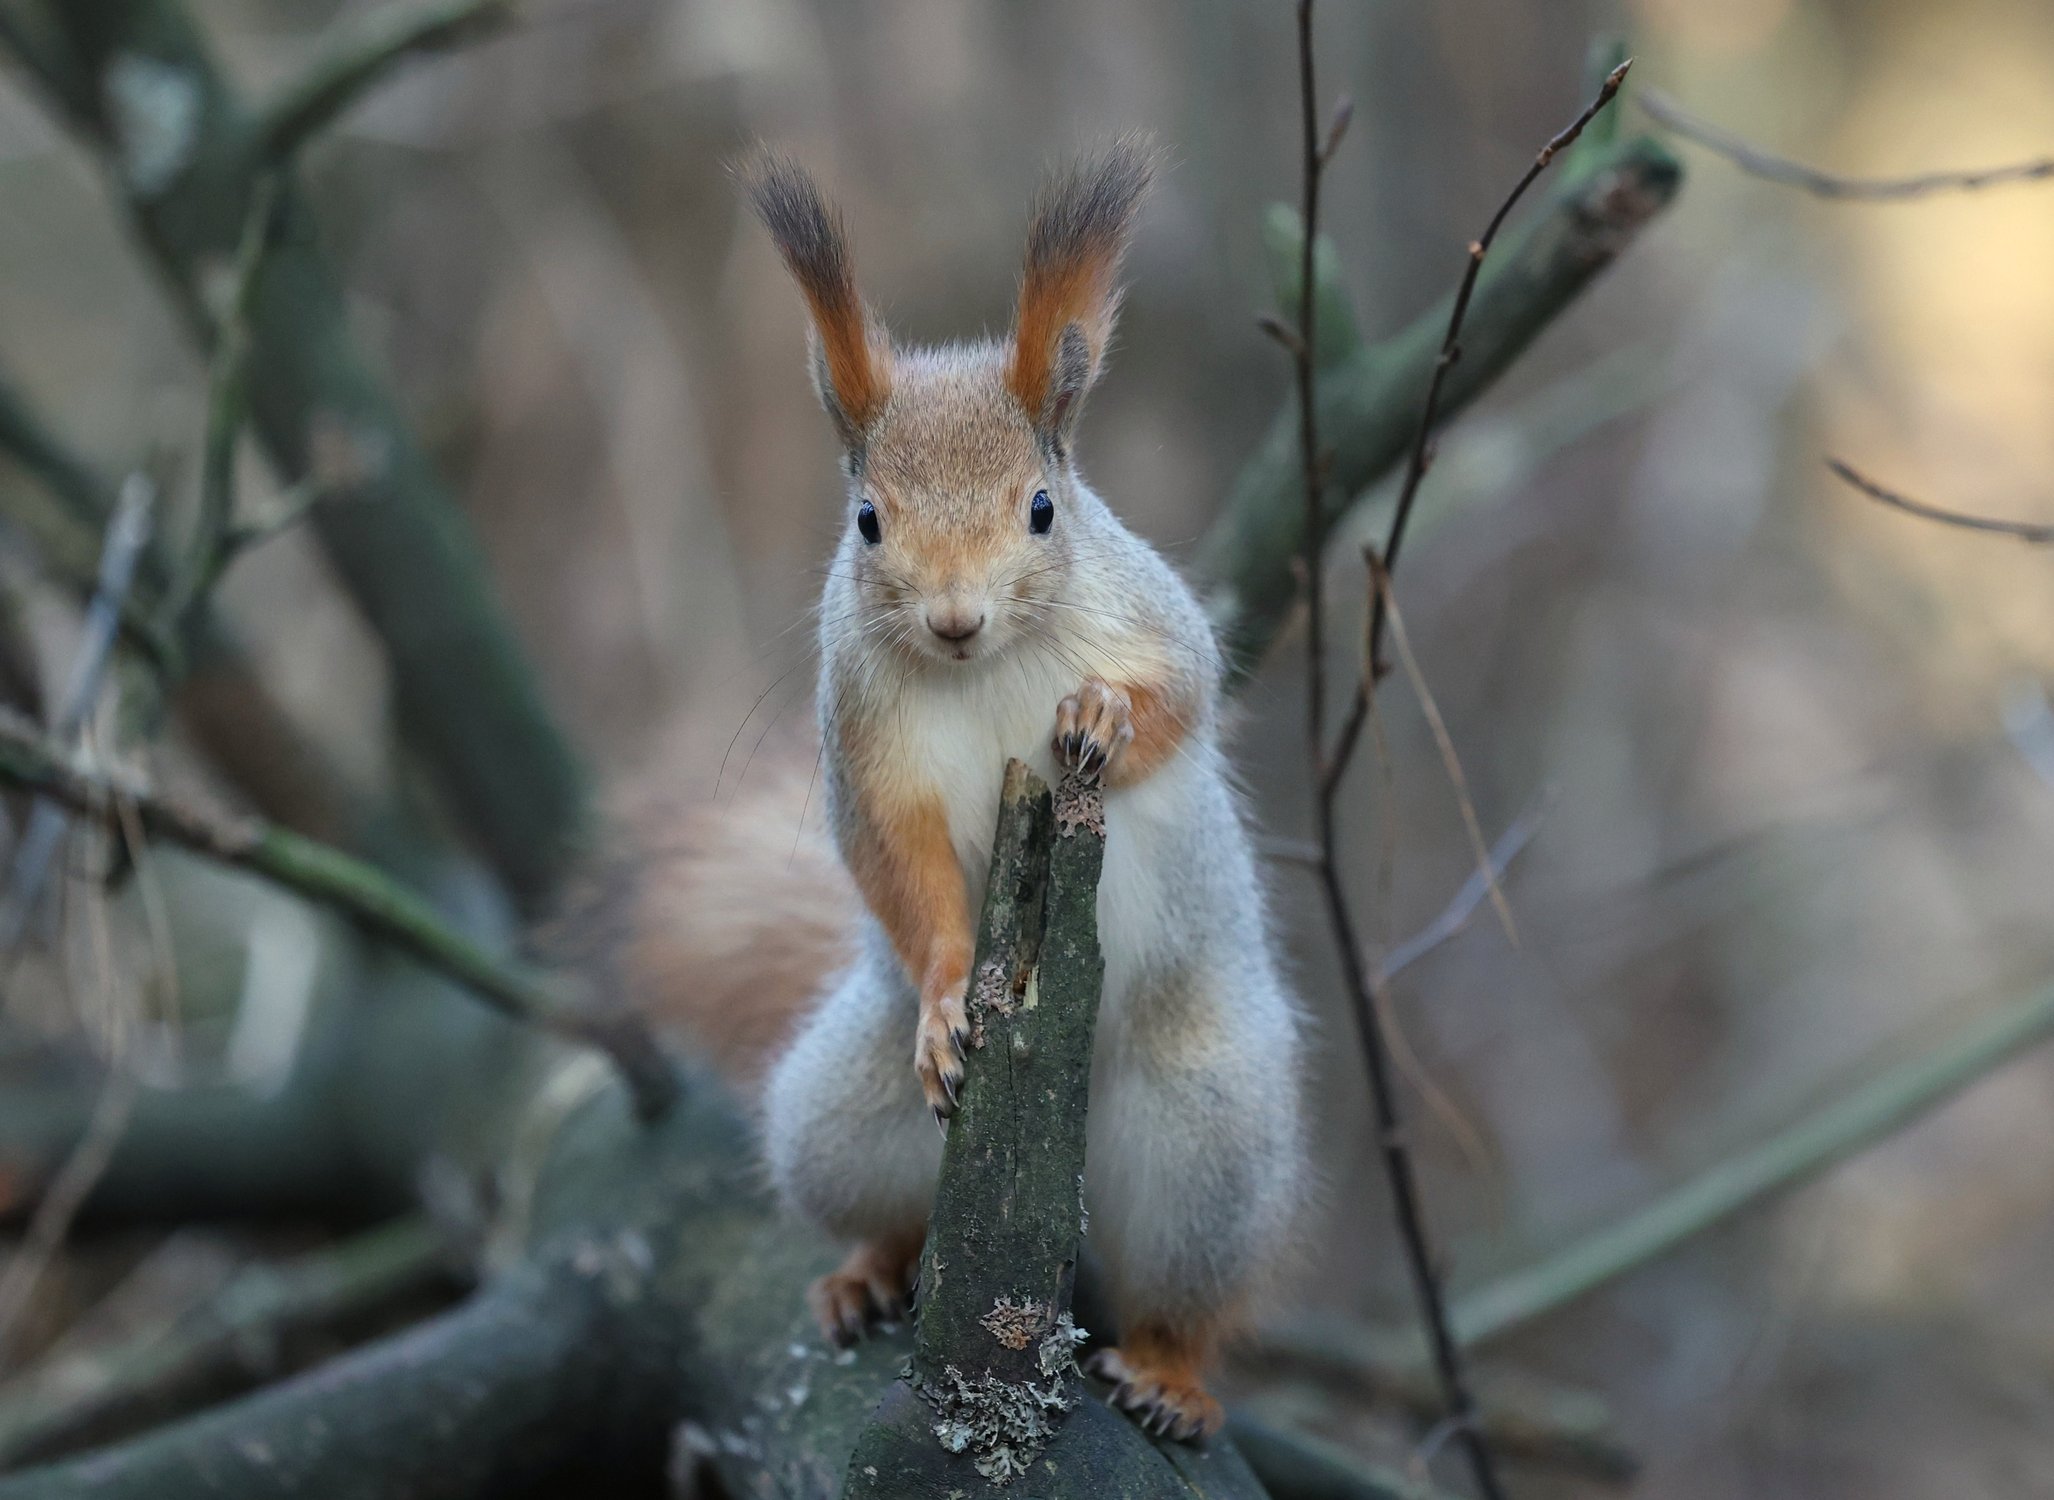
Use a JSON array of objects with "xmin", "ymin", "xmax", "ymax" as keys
[{"xmin": 2, "ymin": 1, "xmax": 2053, "ymax": 1496}]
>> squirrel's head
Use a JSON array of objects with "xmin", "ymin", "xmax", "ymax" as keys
[{"xmin": 742, "ymin": 140, "xmax": 1155, "ymax": 666}]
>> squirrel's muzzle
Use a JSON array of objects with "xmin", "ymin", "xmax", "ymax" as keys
[{"xmin": 925, "ymin": 596, "xmax": 986, "ymax": 644}]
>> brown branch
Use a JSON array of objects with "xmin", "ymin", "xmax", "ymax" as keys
[
  {"xmin": 1826, "ymin": 457, "xmax": 2054, "ymax": 543},
  {"xmin": 1365, "ymin": 58, "xmax": 1632, "ymax": 682},
  {"xmin": 1639, "ymin": 89, "xmax": 2054, "ymax": 201},
  {"xmin": 1289, "ymin": 7, "xmax": 1505, "ymax": 1499},
  {"xmin": 1367, "ymin": 558, "xmax": 1517, "ymax": 952}
]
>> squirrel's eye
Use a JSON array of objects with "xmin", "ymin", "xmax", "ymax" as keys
[
  {"xmin": 1029, "ymin": 490, "xmax": 1054, "ymax": 535},
  {"xmin": 856, "ymin": 500, "xmax": 881, "ymax": 545}
]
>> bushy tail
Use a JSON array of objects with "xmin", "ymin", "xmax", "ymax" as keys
[{"xmin": 568, "ymin": 750, "xmax": 859, "ymax": 1104}]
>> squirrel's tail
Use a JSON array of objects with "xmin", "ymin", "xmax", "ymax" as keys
[{"xmin": 578, "ymin": 749, "xmax": 859, "ymax": 1104}]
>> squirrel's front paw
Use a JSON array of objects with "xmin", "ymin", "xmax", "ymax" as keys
[
  {"xmin": 1054, "ymin": 678, "xmax": 1134, "ymax": 782},
  {"xmin": 915, "ymin": 985, "xmax": 969, "ymax": 1120}
]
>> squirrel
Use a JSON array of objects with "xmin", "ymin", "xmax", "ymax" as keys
[{"xmin": 619, "ymin": 140, "xmax": 1308, "ymax": 1441}]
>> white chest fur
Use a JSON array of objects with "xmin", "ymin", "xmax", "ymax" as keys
[{"xmin": 876, "ymin": 643, "xmax": 1203, "ymax": 1011}]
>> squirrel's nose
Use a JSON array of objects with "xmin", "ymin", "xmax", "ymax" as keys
[{"xmin": 926, "ymin": 601, "xmax": 986, "ymax": 643}]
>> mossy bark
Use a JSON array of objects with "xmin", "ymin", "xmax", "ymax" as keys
[{"xmin": 841, "ymin": 764, "xmax": 1235, "ymax": 1498}]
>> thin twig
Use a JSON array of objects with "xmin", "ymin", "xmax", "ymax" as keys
[
  {"xmin": 1639, "ymin": 88, "xmax": 2054, "ymax": 201},
  {"xmin": 1826, "ymin": 457, "xmax": 2054, "ymax": 543},
  {"xmin": 1365, "ymin": 59, "xmax": 1632, "ymax": 681},
  {"xmin": 0, "ymin": 1070, "xmax": 138, "ymax": 1367},
  {"xmin": 162, "ymin": 177, "xmax": 281, "ymax": 640},
  {"xmin": 0, "ymin": 477, "xmax": 156, "ymax": 952},
  {"xmin": 254, "ymin": 0, "xmax": 520, "ymax": 163},
  {"xmin": 0, "ymin": 831, "xmax": 140, "ymax": 1368},
  {"xmin": 1228, "ymin": 1412, "xmax": 1460, "ymax": 1500},
  {"xmin": 1244, "ymin": 1321, "xmax": 1637, "ymax": 1480},
  {"xmin": 1380, "ymin": 790, "xmax": 1551, "ymax": 984},
  {"xmin": 1368, "ymin": 558, "xmax": 1517, "ymax": 950},
  {"xmin": 1288, "ymin": 7, "xmax": 1504, "ymax": 1498},
  {"xmin": 0, "ymin": 714, "xmax": 678, "ymax": 1121}
]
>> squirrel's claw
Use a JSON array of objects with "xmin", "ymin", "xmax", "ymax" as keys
[
  {"xmin": 1054, "ymin": 678, "xmax": 1135, "ymax": 783},
  {"xmin": 916, "ymin": 983, "xmax": 969, "ymax": 1119},
  {"xmin": 1087, "ymin": 1345, "xmax": 1223, "ymax": 1445},
  {"xmin": 807, "ymin": 1238, "xmax": 919, "ymax": 1348}
]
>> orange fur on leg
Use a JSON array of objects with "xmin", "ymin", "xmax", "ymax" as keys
[
  {"xmin": 839, "ymin": 785, "xmax": 973, "ymax": 1116},
  {"xmin": 1088, "ymin": 1318, "xmax": 1225, "ymax": 1441}
]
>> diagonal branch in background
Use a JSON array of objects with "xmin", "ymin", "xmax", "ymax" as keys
[
  {"xmin": 0, "ymin": 0, "xmax": 589, "ymax": 908},
  {"xmin": 1236, "ymin": 1331, "xmax": 1635, "ymax": 1483},
  {"xmin": 1826, "ymin": 457, "xmax": 2054, "ymax": 544},
  {"xmin": 0, "ymin": 373, "xmax": 176, "ymax": 678},
  {"xmin": 0, "ymin": 475, "xmax": 155, "ymax": 950},
  {"xmin": 0, "ymin": 714, "xmax": 676, "ymax": 1121},
  {"xmin": 253, "ymin": 0, "xmax": 517, "ymax": 165},
  {"xmin": 1447, "ymin": 971, "xmax": 2054, "ymax": 1347},
  {"xmin": 1364, "ymin": 556, "xmax": 1517, "ymax": 952},
  {"xmin": 157, "ymin": 176, "xmax": 282, "ymax": 650},
  {"xmin": 1379, "ymin": 791, "xmax": 1549, "ymax": 984},
  {"xmin": 1362, "ymin": 58, "xmax": 1632, "ymax": 689},
  {"xmin": 0, "ymin": 1216, "xmax": 458, "ymax": 1469},
  {"xmin": 1639, "ymin": 88, "xmax": 2054, "ymax": 201},
  {"xmin": 1198, "ymin": 128, "xmax": 1680, "ymax": 680}
]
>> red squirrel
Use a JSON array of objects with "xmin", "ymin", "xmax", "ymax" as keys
[{"xmin": 623, "ymin": 141, "xmax": 1308, "ymax": 1440}]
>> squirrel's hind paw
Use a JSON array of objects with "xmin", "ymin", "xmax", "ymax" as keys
[
  {"xmin": 807, "ymin": 1235, "xmax": 922, "ymax": 1347},
  {"xmin": 1087, "ymin": 1345, "xmax": 1224, "ymax": 1443}
]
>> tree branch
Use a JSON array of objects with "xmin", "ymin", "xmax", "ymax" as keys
[
  {"xmin": 1243, "ymin": 1323, "xmax": 1636, "ymax": 1481},
  {"xmin": 1199, "ymin": 132, "xmax": 1681, "ymax": 679},
  {"xmin": 1448, "ymin": 972, "xmax": 2054, "ymax": 1347},
  {"xmin": 253, "ymin": 0, "xmax": 517, "ymax": 164},
  {"xmin": 0, "ymin": 474, "xmax": 155, "ymax": 948},
  {"xmin": 0, "ymin": 773, "xmax": 1268, "ymax": 1500},
  {"xmin": 0, "ymin": 1260, "xmax": 616, "ymax": 1500},
  {"xmin": 1287, "ymin": 10, "xmax": 1521, "ymax": 1497},
  {"xmin": 844, "ymin": 763, "xmax": 1216, "ymax": 1494},
  {"xmin": 1378, "ymin": 791, "xmax": 1549, "ymax": 984},
  {"xmin": 1639, "ymin": 88, "xmax": 2054, "ymax": 201},
  {"xmin": 1227, "ymin": 1413, "xmax": 1458, "ymax": 1500},
  {"xmin": 1826, "ymin": 457, "xmax": 2054, "ymax": 543},
  {"xmin": 0, "ymin": 714, "xmax": 677, "ymax": 1120},
  {"xmin": 2, "ymin": 0, "xmax": 590, "ymax": 908},
  {"xmin": 1364, "ymin": 59, "xmax": 1631, "ymax": 683},
  {"xmin": 0, "ymin": 1217, "xmax": 457, "ymax": 1468}
]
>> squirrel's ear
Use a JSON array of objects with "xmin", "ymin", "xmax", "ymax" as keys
[
  {"xmin": 739, "ymin": 151, "xmax": 892, "ymax": 455},
  {"xmin": 1006, "ymin": 136, "xmax": 1156, "ymax": 454}
]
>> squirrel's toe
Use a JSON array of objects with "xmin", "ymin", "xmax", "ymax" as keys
[
  {"xmin": 1088, "ymin": 1344, "xmax": 1224, "ymax": 1444},
  {"xmin": 808, "ymin": 1236, "xmax": 922, "ymax": 1346},
  {"xmin": 915, "ymin": 998, "xmax": 967, "ymax": 1118}
]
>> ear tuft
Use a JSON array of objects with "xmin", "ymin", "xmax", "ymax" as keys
[
  {"xmin": 1007, "ymin": 136, "xmax": 1158, "ymax": 445},
  {"xmin": 737, "ymin": 149, "xmax": 892, "ymax": 449}
]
